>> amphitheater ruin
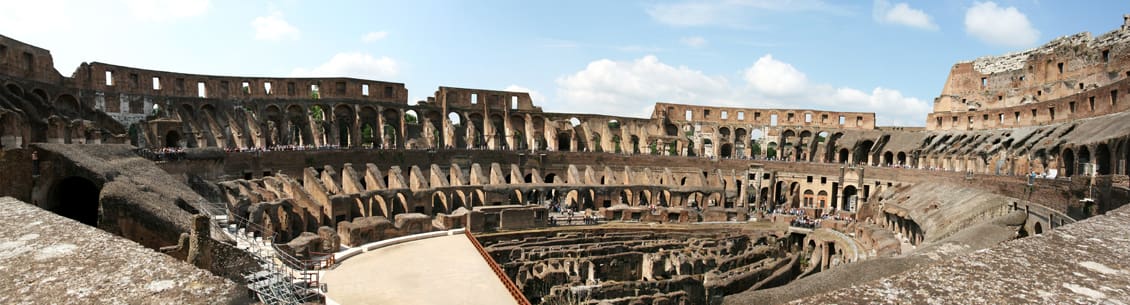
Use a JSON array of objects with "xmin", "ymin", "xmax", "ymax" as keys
[{"xmin": 2, "ymin": 14, "xmax": 1130, "ymax": 305}]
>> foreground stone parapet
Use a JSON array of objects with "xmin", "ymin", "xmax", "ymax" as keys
[
  {"xmin": 794, "ymin": 203, "xmax": 1130, "ymax": 304},
  {"xmin": 0, "ymin": 197, "xmax": 244, "ymax": 304}
]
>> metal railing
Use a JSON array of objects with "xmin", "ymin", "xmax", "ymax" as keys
[{"xmin": 199, "ymin": 199, "xmax": 329, "ymax": 305}]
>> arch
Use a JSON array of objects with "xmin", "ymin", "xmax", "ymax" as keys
[
  {"xmin": 390, "ymin": 193, "xmax": 409, "ymax": 218},
  {"xmin": 581, "ymin": 190, "xmax": 596, "ymax": 210},
  {"xmin": 882, "ymin": 151, "xmax": 894, "ymax": 166},
  {"xmin": 32, "ymin": 88, "xmax": 48, "ymax": 102},
  {"xmin": 816, "ymin": 190, "xmax": 829, "ymax": 209},
  {"xmin": 382, "ymin": 108, "xmax": 402, "ymax": 148},
  {"xmin": 557, "ymin": 132, "xmax": 572, "ymax": 151},
  {"xmin": 1078, "ymin": 145, "xmax": 1092, "ymax": 165},
  {"xmin": 1062, "ymin": 148, "xmax": 1076, "ymax": 177},
  {"xmin": 5, "ymin": 83, "xmax": 24, "ymax": 96},
  {"xmin": 1033, "ymin": 222, "xmax": 1044, "ymax": 235},
  {"xmin": 286, "ymin": 104, "xmax": 310, "ymax": 146},
  {"xmin": 853, "ymin": 140, "xmax": 874, "ymax": 165},
  {"xmin": 489, "ymin": 114, "xmax": 506, "ymax": 149},
  {"xmin": 469, "ymin": 190, "xmax": 485, "ymax": 207},
  {"xmin": 45, "ymin": 177, "xmax": 100, "ymax": 226},
  {"xmin": 404, "ymin": 109, "xmax": 419, "ymax": 125},
  {"xmin": 838, "ymin": 148, "xmax": 849, "ymax": 164},
  {"xmin": 544, "ymin": 173, "xmax": 557, "ymax": 184},
  {"xmin": 54, "ymin": 94, "xmax": 80, "ymax": 117},
  {"xmin": 841, "ymin": 185, "xmax": 858, "ymax": 211},
  {"xmin": 334, "ymin": 104, "xmax": 356, "ymax": 147},
  {"xmin": 803, "ymin": 189, "xmax": 814, "ymax": 208},
  {"xmin": 637, "ymin": 190, "xmax": 652, "ymax": 206},
  {"xmin": 431, "ymin": 191, "xmax": 448, "ymax": 215},
  {"xmin": 1096, "ymin": 143, "xmax": 1112, "ymax": 175},
  {"xmin": 450, "ymin": 191, "xmax": 467, "ymax": 211},
  {"xmin": 165, "ymin": 130, "xmax": 182, "ymax": 148},
  {"xmin": 896, "ymin": 151, "xmax": 907, "ymax": 166},
  {"xmin": 510, "ymin": 115, "xmax": 527, "ymax": 150},
  {"xmin": 720, "ymin": 143, "xmax": 733, "ymax": 159},
  {"xmin": 629, "ymin": 135, "xmax": 641, "ymax": 154},
  {"xmin": 620, "ymin": 189, "xmax": 633, "ymax": 206}
]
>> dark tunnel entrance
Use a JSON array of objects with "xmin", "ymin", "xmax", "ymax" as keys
[{"xmin": 46, "ymin": 177, "xmax": 100, "ymax": 226}]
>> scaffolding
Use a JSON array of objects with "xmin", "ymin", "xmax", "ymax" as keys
[{"xmin": 198, "ymin": 200, "xmax": 327, "ymax": 305}]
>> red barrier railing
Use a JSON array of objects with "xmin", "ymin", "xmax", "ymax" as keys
[{"xmin": 464, "ymin": 229, "xmax": 532, "ymax": 305}]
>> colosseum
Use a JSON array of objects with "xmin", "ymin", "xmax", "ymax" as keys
[{"xmin": 2, "ymin": 12, "xmax": 1130, "ymax": 305}]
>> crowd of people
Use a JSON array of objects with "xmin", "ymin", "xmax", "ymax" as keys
[
  {"xmin": 769, "ymin": 207, "xmax": 856, "ymax": 229},
  {"xmin": 135, "ymin": 147, "xmax": 187, "ymax": 161},
  {"xmin": 224, "ymin": 144, "xmax": 343, "ymax": 153}
]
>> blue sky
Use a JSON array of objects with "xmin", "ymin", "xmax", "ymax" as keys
[{"xmin": 1, "ymin": 0, "xmax": 1126, "ymax": 126}]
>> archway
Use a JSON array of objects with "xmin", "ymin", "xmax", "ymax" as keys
[
  {"xmin": 391, "ymin": 194, "xmax": 408, "ymax": 218},
  {"xmin": 841, "ymin": 185, "xmax": 857, "ymax": 211},
  {"xmin": 165, "ymin": 130, "xmax": 181, "ymax": 148},
  {"xmin": 1033, "ymin": 222, "xmax": 1043, "ymax": 235},
  {"xmin": 720, "ymin": 143, "xmax": 733, "ymax": 159},
  {"xmin": 431, "ymin": 192, "xmax": 447, "ymax": 215},
  {"xmin": 882, "ymin": 151, "xmax": 894, "ymax": 166},
  {"xmin": 853, "ymin": 140, "xmax": 874, "ymax": 165},
  {"xmin": 1062, "ymin": 148, "xmax": 1076, "ymax": 177},
  {"xmin": 1096, "ymin": 143, "xmax": 1112, "ymax": 175},
  {"xmin": 557, "ymin": 132, "xmax": 572, "ymax": 151},
  {"xmin": 334, "ymin": 104, "xmax": 355, "ymax": 147},
  {"xmin": 896, "ymin": 152, "xmax": 907, "ymax": 166},
  {"xmin": 470, "ymin": 191, "xmax": 485, "ymax": 207},
  {"xmin": 46, "ymin": 177, "xmax": 100, "ymax": 226},
  {"xmin": 838, "ymin": 148, "xmax": 849, "ymax": 164}
]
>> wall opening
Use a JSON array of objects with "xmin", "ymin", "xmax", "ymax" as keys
[
  {"xmin": 197, "ymin": 81, "xmax": 207, "ymax": 98},
  {"xmin": 152, "ymin": 77, "xmax": 161, "ymax": 90},
  {"xmin": 362, "ymin": 84, "xmax": 370, "ymax": 96},
  {"xmin": 45, "ymin": 177, "xmax": 100, "ymax": 226},
  {"xmin": 165, "ymin": 130, "xmax": 181, "ymax": 148},
  {"xmin": 105, "ymin": 71, "xmax": 113, "ymax": 86}
]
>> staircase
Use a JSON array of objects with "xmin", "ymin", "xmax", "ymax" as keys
[{"xmin": 201, "ymin": 201, "xmax": 325, "ymax": 304}]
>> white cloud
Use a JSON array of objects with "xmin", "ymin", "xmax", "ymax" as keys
[
  {"xmin": 123, "ymin": 0, "xmax": 210, "ymax": 22},
  {"xmin": 873, "ymin": 0, "xmax": 938, "ymax": 30},
  {"xmin": 964, "ymin": 1, "xmax": 1039, "ymax": 48},
  {"xmin": 555, "ymin": 55, "xmax": 930, "ymax": 126},
  {"xmin": 743, "ymin": 54, "xmax": 808, "ymax": 96},
  {"xmin": 647, "ymin": 0, "xmax": 843, "ymax": 28},
  {"xmin": 556, "ymin": 55, "xmax": 733, "ymax": 117},
  {"xmin": 361, "ymin": 31, "xmax": 388, "ymax": 43},
  {"xmin": 681, "ymin": 36, "xmax": 708, "ymax": 48},
  {"xmin": 0, "ymin": 0, "xmax": 72, "ymax": 37},
  {"xmin": 291, "ymin": 52, "xmax": 399, "ymax": 79},
  {"xmin": 504, "ymin": 85, "xmax": 548, "ymax": 104},
  {"xmin": 252, "ymin": 11, "xmax": 300, "ymax": 41}
]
